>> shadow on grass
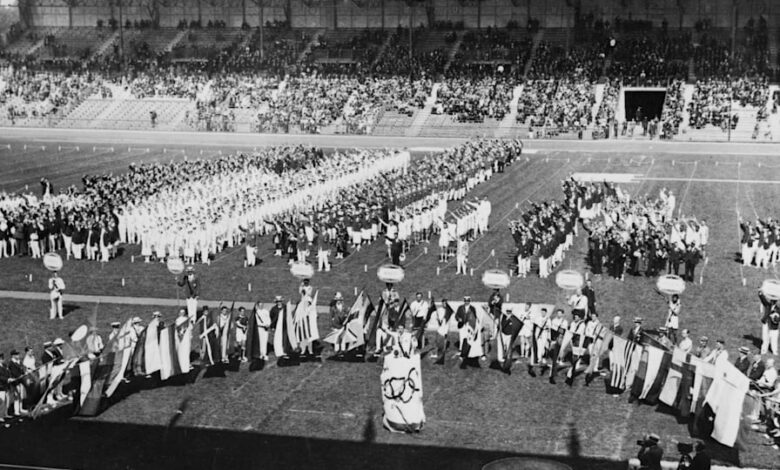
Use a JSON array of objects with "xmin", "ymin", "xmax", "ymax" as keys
[
  {"xmin": 62, "ymin": 303, "xmax": 81, "ymax": 317},
  {"xmin": 3, "ymin": 412, "xmax": 629, "ymax": 470},
  {"xmin": 742, "ymin": 334, "xmax": 762, "ymax": 350}
]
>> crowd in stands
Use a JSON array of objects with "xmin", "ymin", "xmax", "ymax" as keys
[
  {"xmin": 0, "ymin": 66, "xmax": 103, "ymax": 123},
  {"xmin": 433, "ymin": 76, "xmax": 513, "ymax": 122},
  {"xmin": 609, "ymin": 34, "xmax": 691, "ymax": 86},
  {"xmin": 659, "ymin": 79, "xmax": 685, "ymax": 139},
  {"xmin": 1, "ymin": 18, "xmax": 779, "ymax": 138},
  {"xmin": 593, "ymin": 79, "xmax": 620, "ymax": 138}
]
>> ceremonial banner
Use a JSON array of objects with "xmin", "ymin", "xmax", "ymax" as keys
[
  {"xmin": 639, "ymin": 346, "xmax": 668, "ymax": 401},
  {"xmin": 105, "ymin": 346, "xmax": 134, "ymax": 397},
  {"xmin": 159, "ymin": 325, "xmax": 182, "ymax": 381},
  {"xmin": 294, "ymin": 291, "xmax": 319, "ymax": 344},
  {"xmin": 705, "ymin": 360, "xmax": 751, "ymax": 447},
  {"xmin": 690, "ymin": 357, "xmax": 716, "ymax": 415},
  {"xmin": 608, "ymin": 337, "xmax": 643, "ymax": 392},
  {"xmin": 78, "ymin": 354, "xmax": 113, "ymax": 416},
  {"xmin": 642, "ymin": 349, "xmax": 672, "ymax": 404},
  {"xmin": 143, "ymin": 318, "xmax": 162, "ymax": 374},
  {"xmin": 131, "ymin": 328, "xmax": 147, "ymax": 376},
  {"xmin": 381, "ymin": 351, "xmax": 425, "ymax": 433},
  {"xmin": 175, "ymin": 321, "xmax": 192, "ymax": 374},
  {"xmin": 273, "ymin": 301, "xmax": 298, "ymax": 357},
  {"xmin": 323, "ymin": 292, "xmax": 374, "ymax": 352},
  {"xmin": 365, "ymin": 299, "xmax": 387, "ymax": 352},
  {"xmin": 659, "ymin": 348, "xmax": 686, "ymax": 406},
  {"xmin": 78, "ymin": 360, "xmax": 94, "ymax": 407}
]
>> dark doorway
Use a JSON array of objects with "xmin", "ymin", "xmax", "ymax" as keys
[{"xmin": 624, "ymin": 91, "xmax": 667, "ymax": 122}]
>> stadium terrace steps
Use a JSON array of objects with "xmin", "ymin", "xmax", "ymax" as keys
[
  {"xmin": 372, "ymin": 110, "xmax": 417, "ymax": 136},
  {"xmin": 166, "ymin": 29, "xmax": 188, "ymax": 53},
  {"xmin": 522, "ymin": 29, "xmax": 545, "ymax": 79},
  {"xmin": 299, "ymin": 28, "xmax": 325, "ymax": 63},
  {"xmin": 58, "ymin": 98, "xmax": 192, "ymax": 131},
  {"xmin": 369, "ymin": 32, "xmax": 394, "ymax": 68},
  {"xmin": 591, "ymin": 83, "xmax": 605, "ymax": 122},
  {"xmin": 443, "ymin": 34, "xmax": 463, "ymax": 73},
  {"xmin": 404, "ymin": 82, "xmax": 440, "ymax": 137},
  {"xmin": 91, "ymin": 30, "xmax": 121, "ymax": 59},
  {"xmin": 680, "ymin": 83, "xmax": 695, "ymax": 131},
  {"xmin": 494, "ymin": 84, "xmax": 523, "ymax": 138},
  {"xmin": 36, "ymin": 27, "xmax": 113, "ymax": 60},
  {"xmin": 418, "ymin": 114, "xmax": 500, "ymax": 138}
]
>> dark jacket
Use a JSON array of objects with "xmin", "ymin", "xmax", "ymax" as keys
[
  {"xmin": 690, "ymin": 450, "xmax": 711, "ymax": 470},
  {"xmin": 638, "ymin": 443, "xmax": 664, "ymax": 470}
]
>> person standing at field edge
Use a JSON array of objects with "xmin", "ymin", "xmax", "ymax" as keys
[
  {"xmin": 178, "ymin": 266, "xmax": 200, "ymax": 323},
  {"xmin": 48, "ymin": 271, "xmax": 65, "ymax": 320}
]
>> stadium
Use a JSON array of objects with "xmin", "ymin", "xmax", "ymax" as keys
[{"xmin": 1, "ymin": 1, "xmax": 780, "ymax": 469}]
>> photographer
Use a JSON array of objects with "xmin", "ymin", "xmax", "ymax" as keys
[{"xmin": 637, "ymin": 433, "xmax": 664, "ymax": 470}]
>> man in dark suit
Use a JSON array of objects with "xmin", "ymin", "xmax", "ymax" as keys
[
  {"xmin": 690, "ymin": 441, "xmax": 711, "ymax": 470},
  {"xmin": 455, "ymin": 296, "xmax": 477, "ymax": 367},
  {"xmin": 637, "ymin": 433, "xmax": 663, "ymax": 470},
  {"xmin": 178, "ymin": 267, "xmax": 201, "ymax": 322},
  {"xmin": 747, "ymin": 353, "xmax": 766, "ymax": 381},
  {"xmin": 628, "ymin": 317, "xmax": 643, "ymax": 342},
  {"xmin": 735, "ymin": 346, "xmax": 751, "ymax": 375},
  {"xmin": 582, "ymin": 279, "xmax": 597, "ymax": 316}
]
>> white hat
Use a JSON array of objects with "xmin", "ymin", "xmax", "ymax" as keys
[
  {"xmin": 334, "ymin": 292, "xmax": 343, "ymax": 301},
  {"xmin": 53, "ymin": 338, "xmax": 65, "ymax": 346}
]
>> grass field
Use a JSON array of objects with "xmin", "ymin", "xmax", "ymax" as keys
[{"xmin": 1, "ymin": 135, "xmax": 780, "ymax": 469}]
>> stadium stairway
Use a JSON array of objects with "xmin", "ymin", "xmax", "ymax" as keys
[
  {"xmin": 370, "ymin": 32, "xmax": 394, "ymax": 69},
  {"xmin": 298, "ymin": 29, "xmax": 325, "ymax": 63},
  {"xmin": 165, "ymin": 30, "xmax": 188, "ymax": 53},
  {"xmin": 768, "ymin": 85, "xmax": 780, "ymax": 141},
  {"xmin": 404, "ymin": 82, "xmax": 441, "ymax": 137},
  {"xmin": 522, "ymin": 29, "xmax": 545, "ymax": 79},
  {"xmin": 90, "ymin": 30, "xmax": 120, "ymax": 60},
  {"xmin": 443, "ymin": 34, "xmax": 463, "ymax": 73},
  {"xmin": 591, "ymin": 83, "xmax": 605, "ymax": 122},
  {"xmin": 494, "ymin": 84, "xmax": 523, "ymax": 138},
  {"xmin": 679, "ymin": 83, "xmax": 695, "ymax": 132},
  {"xmin": 26, "ymin": 37, "xmax": 46, "ymax": 56}
]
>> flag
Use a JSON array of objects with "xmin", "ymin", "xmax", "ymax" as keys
[
  {"xmin": 78, "ymin": 359, "xmax": 95, "ymax": 407},
  {"xmin": 637, "ymin": 345, "xmax": 666, "ymax": 401},
  {"xmin": 104, "ymin": 346, "xmax": 134, "ymax": 397},
  {"xmin": 642, "ymin": 349, "xmax": 672, "ymax": 404},
  {"xmin": 31, "ymin": 358, "xmax": 78, "ymax": 418},
  {"xmin": 160, "ymin": 325, "xmax": 183, "ymax": 380},
  {"xmin": 78, "ymin": 354, "xmax": 114, "ymax": 416},
  {"xmin": 245, "ymin": 304, "xmax": 265, "ymax": 360},
  {"xmin": 199, "ymin": 313, "xmax": 221, "ymax": 366},
  {"xmin": 323, "ymin": 292, "xmax": 374, "ymax": 352},
  {"xmin": 143, "ymin": 318, "xmax": 162, "ymax": 374},
  {"xmin": 674, "ymin": 359, "xmax": 697, "ymax": 418},
  {"xmin": 659, "ymin": 348, "xmax": 687, "ymax": 406},
  {"xmin": 381, "ymin": 350, "xmax": 425, "ymax": 433},
  {"xmin": 294, "ymin": 291, "xmax": 320, "ymax": 344},
  {"xmin": 365, "ymin": 299, "xmax": 387, "ymax": 352},
  {"xmin": 704, "ymin": 360, "xmax": 751, "ymax": 447},
  {"xmin": 131, "ymin": 328, "xmax": 147, "ymax": 376},
  {"xmin": 175, "ymin": 318, "xmax": 192, "ymax": 374},
  {"xmin": 608, "ymin": 337, "xmax": 643, "ymax": 392},
  {"xmin": 690, "ymin": 357, "xmax": 716, "ymax": 416},
  {"xmin": 629, "ymin": 349, "xmax": 649, "ymax": 401},
  {"xmin": 273, "ymin": 301, "xmax": 299, "ymax": 357}
]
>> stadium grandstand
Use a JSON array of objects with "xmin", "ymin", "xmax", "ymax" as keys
[{"xmin": 0, "ymin": 0, "xmax": 778, "ymax": 140}]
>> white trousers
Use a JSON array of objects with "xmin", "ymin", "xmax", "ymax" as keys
[
  {"xmin": 258, "ymin": 328, "xmax": 269, "ymax": 358},
  {"xmin": 186, "ymin": 298, "xmax": 198, "ymax": 323},
  {"xmin": 50, "ymin": 295, "xmax": 63, "ymax": 319},
  {"xmin": 456, "ymin": 255, "xmax": 467, "ymax": 274}
]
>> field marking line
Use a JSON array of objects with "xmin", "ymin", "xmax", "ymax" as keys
[
  {"xmin": 676, "ymin": 161, "xmax": 698, "ymax": 218},
  {"xmin": 639, "ymin": 176, "xmax": 780, "ymax": 185},
  {"xmin": 257, "ymin": 363, "xmax": 324, "ymax": 429},
  {"xmin": 287, "ymin": 408, "xmax": 356, "ymax": 419},
  {"xmin": 231, "ymin": 362, "xmax": 278, "ymax": 395}
]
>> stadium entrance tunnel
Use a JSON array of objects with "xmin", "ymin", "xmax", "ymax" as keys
[{"xmin": 623, "ymin": 89, "xmax": 667, "ymax": 122}]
